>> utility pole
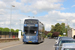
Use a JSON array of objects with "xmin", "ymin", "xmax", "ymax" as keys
[
  {"xmin": 66, "ymin": 19, "xmax": 68, "ymax": 36},
  {"xmin": 20, "ymin": 19, "xmax": 21, "ymax": 31},
  {"xmin": 18, "ymin": 19, "xmax": 22, "ymax": 39}
]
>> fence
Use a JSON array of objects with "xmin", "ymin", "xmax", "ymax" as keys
[{"xmin": 0, "ymin": 31, "xmax": 18, "ymax": 38}]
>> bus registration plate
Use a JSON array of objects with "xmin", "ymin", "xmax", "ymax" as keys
[{"xmin": 28, "ymin": 41, "xmax": 32, "ymax": 43}]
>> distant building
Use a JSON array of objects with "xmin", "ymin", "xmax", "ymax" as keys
[{"xmin": 68, "ymin": 28, "xmax": 75, "ymax": 38}]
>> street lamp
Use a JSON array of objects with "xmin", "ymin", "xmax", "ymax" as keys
[
  {"xmin": 19, "ymin": 19, "xmax": 21, "ymax": 31},
  {"xmin": 9, "ymin": 5, "xmax": 15, "ymax": 38}
]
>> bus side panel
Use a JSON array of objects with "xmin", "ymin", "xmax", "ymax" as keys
[{"xmin": 38, "ymin": 22, "xmax": 43, "ymax": 43}]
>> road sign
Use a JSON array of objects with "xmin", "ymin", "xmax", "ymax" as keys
[{"xmin": 63, "ymin": 33, "xmax": 66, "ymax": 35}]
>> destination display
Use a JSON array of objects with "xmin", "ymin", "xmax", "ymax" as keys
[{"xmin": 27, "ymin": 24, "xmax": 35, "ymax": 26}]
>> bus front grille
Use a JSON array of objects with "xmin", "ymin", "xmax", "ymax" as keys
[{"xmin": 26, "ymin": 37, "xmax": 36, "ymax": 40}]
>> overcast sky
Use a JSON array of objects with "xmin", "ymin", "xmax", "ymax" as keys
[{"xmin": 0, "ymin": 0, "xmax": 75, "ymax": 31}]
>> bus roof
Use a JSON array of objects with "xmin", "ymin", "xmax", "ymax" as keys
[
  {"xmin": 25, "ymin": 19, "xmax": 38, "ymax": 21},
  {"xmin": 25, "ymin": 19, "xmax": 44, "ymax": 25}
]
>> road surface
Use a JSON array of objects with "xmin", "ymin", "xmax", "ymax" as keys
[{"xmin": 2, "ymin": 39, "xmax": 55, "ymax": 50}]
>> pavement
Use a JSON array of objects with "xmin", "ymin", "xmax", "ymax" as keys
[
  {"xmin": 0, "ymin": 39, "xmax": 23, "ymax": 49},
  {"xmin": 0, "ymin": 39, "xmax": 55, "ymax": 50}
]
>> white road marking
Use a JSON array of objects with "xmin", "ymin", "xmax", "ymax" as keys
[{"xmin": 0, "ymin": 43, "xmax": 22, "ymax": 50}]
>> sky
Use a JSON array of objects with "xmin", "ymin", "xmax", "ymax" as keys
[{"xmin": 0, "ymin": 0, "xmax": 75, "ymax": 31}]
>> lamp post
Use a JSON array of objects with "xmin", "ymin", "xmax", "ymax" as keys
[
  {"xmin": 9, "ymin": 5, "xmax": 15, "ymax": 38},
  {"xmin": 66, "ymin": 19, "xmax": 68, "ymax": 36}
]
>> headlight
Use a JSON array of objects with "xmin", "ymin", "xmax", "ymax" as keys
[{"xmin": 26, "ymin": 36, "xmax": 29, "ymax": 39}]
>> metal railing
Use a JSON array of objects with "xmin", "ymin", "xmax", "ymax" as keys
[{"xmin": 0, "ymin": 31, "xmax": 18, "ymax": 38}]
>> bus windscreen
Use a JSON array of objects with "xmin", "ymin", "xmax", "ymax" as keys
[
  {"xmin": 24, "ymin": 27, "xmax": 37, "ymax": 36},
  {"xmin": 24, "ymin": 27, "xmax": 28, "ymax": 35}
]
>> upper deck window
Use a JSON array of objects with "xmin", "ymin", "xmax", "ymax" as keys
[{"xmin": 25, "ymin": 20, "xmax": 38, "ymax": 24}]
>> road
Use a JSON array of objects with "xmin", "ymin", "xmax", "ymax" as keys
[{"xmin": 3, "ymin": 39, "xmax": 55, "ymax": 50}]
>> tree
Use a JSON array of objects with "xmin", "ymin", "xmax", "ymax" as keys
[
  {"xmin": 51, "ymin": 23, "xmax": 71, "ymax": 36},
  {"xmin": 0, "ymin": 27, "xmax": 19, "ymax": 35},
  {"xmin": 11, "ymin": 29, "xmax": 14, "ymax": 32},
  {"xmin": 60, "ymin": 23, "xmax": 66, "ymax": 35},
  {"xmin": 14, "ymin": 29, "xmax": 19, "ymax": 33},
  {"xmin": 55, "ymin": 23, "xmax": 61, "ymax": 32},
  {"xmin": 51, "ymin": 25, "xmax": 55, "ymax": 33},
  {"xmin": 0, "ymin": 27, "xmax": 3, "ymax": 35},
  {"xmin": 51, "ymin": 23, "xmax": 62, "ymax": 34},
  {"xmin": 42, "ymin": 27, "xmax": 45, "ymax": 38},
  {"xmin": 47, "ymin": 33, "xmax": 52, "ymax": 37},
  {"xmin": 52, "ymin": 32, "xmax": 59, "ymax": 37},
  {"xmin": 0, "ymin": 27, "xmax": 3, "ymax": 31},
  {"xmin": 3, "ymin": 28, "xmax": 10, "ymax": 35},
  {"xmin": 3, "ymin": 28, "xmax": 10, "ymax": 32}
]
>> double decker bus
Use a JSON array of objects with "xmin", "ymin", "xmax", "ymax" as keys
[{"xmin": 23, "ymin": 19, "xmax": 45, "ymax": 43}]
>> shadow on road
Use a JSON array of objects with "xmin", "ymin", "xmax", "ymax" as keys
[{"xmin": 23, "ymin": 42, "xmax": 41, "ymax": 45}]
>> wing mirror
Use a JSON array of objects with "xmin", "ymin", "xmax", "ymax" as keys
[
  {"xmin": 55, "ymin": 40, "xmax": 58, "ymax": 44},
  {"xmin": 23, "ymin": 34, "xmax": 25, "ymax": 36}
]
